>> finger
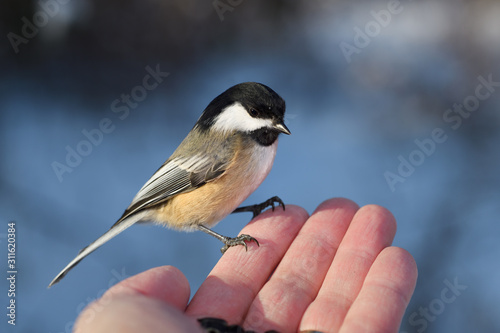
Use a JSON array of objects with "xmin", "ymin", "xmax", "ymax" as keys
[
  {"xmin": 339, "ymin": 247, "xmax": 418, "ymax": 333},
  {"xmin": 243, "ymin": 198, "xmax": 359, "ymax": 332},
  {"xmin": 300, "ymin": 204, "xmax": 397, "ymax": 332},
  {"xmin": 186, "ymin": 205, "xmax": 309, "ymax": 323},
  {"xmin": 75, "ymin": 266, "xmax": 198, "ymax": 333}
]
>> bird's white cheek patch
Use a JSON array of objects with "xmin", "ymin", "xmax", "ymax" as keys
[{"xmin": 212, "ymin": 102, "xmax": 273, "ymax": 133}]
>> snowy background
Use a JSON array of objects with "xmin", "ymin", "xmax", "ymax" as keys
[{"xmin": 1, "ymin": 1, "xmax": 499, "ymax": 332}]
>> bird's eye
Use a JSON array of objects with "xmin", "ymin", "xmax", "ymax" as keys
[{"xmin": 249, "ymin": 109, "xmax": 259, "ymax": 117}]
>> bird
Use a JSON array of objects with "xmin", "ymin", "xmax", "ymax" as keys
[{"xmin": 48, "ymin": 82, "xmax": 290, "ymax": 287}]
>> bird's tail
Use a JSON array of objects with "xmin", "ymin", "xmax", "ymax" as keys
[{"xmin": 48, "ymin": 212, "xmax": 147, "ymax": 288}]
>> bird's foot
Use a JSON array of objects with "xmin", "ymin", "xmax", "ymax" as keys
[
  {"xmin": 220, "ymin": 234, "xmax": 259, "ymax": 254},
  {"xmin": 232, "ymin": 196, "xmax": 285, "ymax": 218}
]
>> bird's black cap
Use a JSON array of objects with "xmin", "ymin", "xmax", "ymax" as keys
[{"xmin": 196, "ymin": 82, "xmax": 286, "ymax": 131}]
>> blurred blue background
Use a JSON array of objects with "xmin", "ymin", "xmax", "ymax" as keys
[{"xmin": 1, "ymin": 0, "xmax": 499, "ymax": 332}]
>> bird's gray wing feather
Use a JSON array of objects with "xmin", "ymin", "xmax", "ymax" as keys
[
  {"xmin": 48, "ymin": 151, "xmax": 231, "ymax": 287},
  {"xmin": 115, "ymin": 153, "xmax": 230, "ymax": 225},
  {"xmin": 48, "ymin": 130, "xmax": 235, "ymax": 287}
]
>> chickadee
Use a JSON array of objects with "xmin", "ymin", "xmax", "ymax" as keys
[{"xmin": 48, "ymin": 82, "xmax": 290, "ymax": 287}]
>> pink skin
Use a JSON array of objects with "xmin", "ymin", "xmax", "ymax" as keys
[{"xmin": 74, "ymin": 198, "xmax": 417, "ymax": 333}]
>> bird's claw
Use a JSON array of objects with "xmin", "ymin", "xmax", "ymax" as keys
[
  {"xmin": 250, "ymin": 196, "xmax": 286, "ymax": 218},
  {"xmin": 220, "ymin": 234, "xmax": 259, "ymax": 254}
]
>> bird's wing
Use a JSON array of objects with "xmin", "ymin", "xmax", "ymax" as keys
[
  {"xmin": 115, "ymin": 153, "xmax": 231, "ymax": 225},
  {"xmin": 48, "ymin": 150, "xmax": 232, "ymax": 288}
]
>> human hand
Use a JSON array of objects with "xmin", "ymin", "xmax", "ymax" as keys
[{"xmin": 74, "ymin": 198, "xmax": 417, "ymax": 333}]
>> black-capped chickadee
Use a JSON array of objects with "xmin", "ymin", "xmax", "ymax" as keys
[{"xmin": 48, "ymin": 82, "xmax": 290, "ymax": 287}]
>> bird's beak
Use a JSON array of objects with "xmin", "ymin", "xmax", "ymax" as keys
[{"xmin": 274, "ymin": 122, "xmax": 291, "ymax": 135}]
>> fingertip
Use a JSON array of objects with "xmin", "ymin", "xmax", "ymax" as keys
[
  {"xmin": 333, "ymin": 246, "xmax": 418, "ymax": 333},
  {"xmin": 382, "ymin": 247, "xmax": 417, "ymax": 270},
  {"xmin": 305, "ymin": 198, "xmax": 359, "ymax": 229},
  {"xmin": 378, "ymin": 247, "xmax": 418, "ymax": 293},
  {"xmin": 252, "ymin": 203, "xmax": 309, "ymax": 227},
  {"xmin": 75, "ymin": 266, "xmax": 196, "ymax": 332},
  {"xmin": 358, "ymin": 204, "xmax": 396, "ymax": 225},
  {"xmin": 283, "ymin": 204, "xmax": 310, "ymax": 221},
  {"xmin": 355, "ymin": 204, "xmax": 397, "ymax": 240},
  {"xmin": 314, "ymin": 197, "xmax": 360, "ymax": 214}
]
